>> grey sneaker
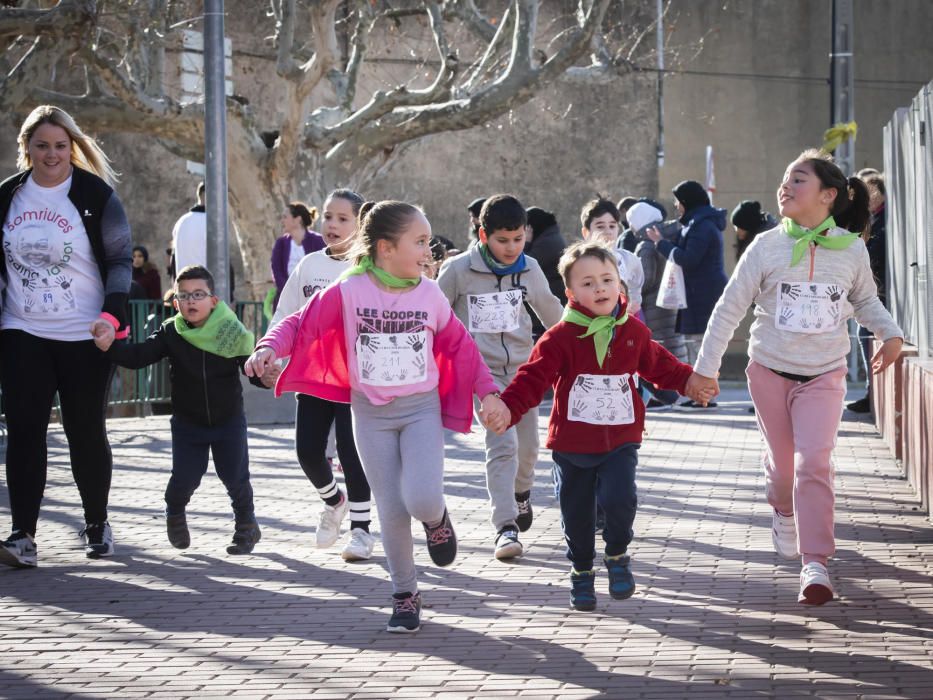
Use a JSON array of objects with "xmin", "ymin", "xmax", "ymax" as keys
[
  {"xmin": 494, "ymin": 526, "xmax": 523, "ymax": 560},
  {"xmin": 0, "ymin": 531, "xmax": 37, "ymax": 568},
  {"xmin": 80, "ymin": 522, "xmax": 114, "ymax": 559}
]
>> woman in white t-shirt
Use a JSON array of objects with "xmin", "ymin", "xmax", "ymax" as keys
[{"xmin": 0, "ymin": 105, "xmax": 133, "ymax": 568}]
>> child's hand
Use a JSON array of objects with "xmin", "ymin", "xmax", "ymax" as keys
[
  {"xmin": 245, "ymin": 347, "xmax": 277, "ymax": 377},
  {"xmin": 685, "ymin": 372, "xmax": 719, "ymax": 406},
  {"xmin": 480, "ymin": 394, "xmax": 510, "ymax": 434},
  {"xmin": 260, "ymin": 362, "xmax": 282, "ymax": 388},
  {"xmin": 89, "ymin": 320, "xmax": 115, "ymax": 352},
  {"xmin": 871, "ymin": 337, "xmax": 903, "ymax": 374}
]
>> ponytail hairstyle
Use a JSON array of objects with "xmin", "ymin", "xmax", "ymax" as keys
[
  {"xmin": 17, "ymin": 105, "xmax": 119, "ymax": 185},
  {"xmin": 795, "ymin": 149, "xmax": 871, "ymax": 233},
  {"xmin": 287, "ymin": 201, "xmax": 318, "ymax": 229},
  {"xmin": 326, "ymin": 188, "xmax": 365, "ymax": 216},
  {"xmin": 348, "ymin": 200, "xmax": 423, "ymax": 265}
]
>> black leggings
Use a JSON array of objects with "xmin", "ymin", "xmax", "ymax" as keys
[
  {"xmin": 295, "ymin": 393, "xmax": 370, "ymax": 507},
  {"xmin": 1, "ymin": 330, "xmax": 115, "ymax": 536}
]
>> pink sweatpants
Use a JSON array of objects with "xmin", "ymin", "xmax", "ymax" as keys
[{"xmin": 746, "ymin": 361, "xmax": 848, "ymax": 563}]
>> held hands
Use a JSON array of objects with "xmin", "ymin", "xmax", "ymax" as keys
[
  {"xmin": 684, "ymin": 372, "xmax": 719, "ymax": 406},
  {"xmin": 90, "ymin": 320, "xmax": 116, "ymax": 352},
  {"xmin": 245, "ymin": 347, "xmax": 277, "ymax": 378},
  {"xmin": 259, "ymin": 362, "xmax": 283, "ymax": 388},
  {"xmin": 479, "ymin": 393, "xmax": 510, "ymax": 435},
  {"xmin": 871, "ymin": 337, "xmax": 903, "ymax": 374}
]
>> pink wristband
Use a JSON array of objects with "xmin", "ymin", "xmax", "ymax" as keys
[{"xmin": 99, "ymin": 313, "xmax": 130, "ymax": 340}]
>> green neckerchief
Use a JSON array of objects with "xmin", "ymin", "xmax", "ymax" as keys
[
  {"xmin": 337, "ymin": 255, "xmax": 420, "ymax": 288},
  {"xmin": 562, "ymin": 305, "xmax": 629, "ymax": 368},
  {"xmin": 170, "ymin": 301, "xmax": 255, "ymax": 358},
  {"xmin": 783, "ymin": 216, "xmax": 860, "ymax": 267}
]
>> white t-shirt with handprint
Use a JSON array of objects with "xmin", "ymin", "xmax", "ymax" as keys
[{"xmin": 2, "ymin": 174, "xmax": 104, "ymax": 341}]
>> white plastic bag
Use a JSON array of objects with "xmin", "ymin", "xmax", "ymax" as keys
[{"xmin": 657, "ymin": 258, "xmax": 688, "ymax": 310}]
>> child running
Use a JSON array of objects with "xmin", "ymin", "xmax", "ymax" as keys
[
  {"xmin": 484, "ymin": 241, "xmax": 713, "ymax": 611},
  {"xmin": 270, "ymin": 189, "xmax": 375, "ymax": 561},
  {"xmin": 437, "ymin": 194, "xmax": 563, "ymax": 560},
  {"xmin": 91, "ymin": 265, "xmax": 268, "ymax": 555},
  {"xmin": 246, "ymin": 201, "xmax": 507, "ymax": 633},
  {"xmin": 688, "ymin": 149, "xmax": 904, "ymax": 605}
]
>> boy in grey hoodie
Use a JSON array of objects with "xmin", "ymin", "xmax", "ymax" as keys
[{"xmin": 438, "ymin": 194, "xmax": 563, "ymax": 559}]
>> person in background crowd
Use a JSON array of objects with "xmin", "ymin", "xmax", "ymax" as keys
[
  {"xmin": 171, "ymin": 182, "xmax": 206, "ymax": 276},
  {"xmin": 630, "ymin": 202, "xmax": 687, "ymax": 407},
  {"xmin": 0, "ymin": 105, "xmax": 132, "ymax": 568},
  {"xmin": 467, "ymin": 197, "xmax": 486, "ymax": 245},
  {"xmin": 847, "ymin": 170, "xmax": 888, "ymax": 414},
  {"xmin": 132, "ymin": 245, "xmax": 162, "ymax": 301},
  {"xmin": 616, "ymin": 196, "xmax": 639, "ymax": 252},
  {"xmin": 524, "ymin": 206, "xmax": 567, "ymax": 338},
  {"xmin": 647, "ymin": 179, "xmax": 728, "ymax": 409},
  {"xmin": 271, "ymin": 201, "xmax": 325, "ymax": 310},
  {"xmin": 731, "ymin": 200, "xmax": 778, "ymax": 261}
]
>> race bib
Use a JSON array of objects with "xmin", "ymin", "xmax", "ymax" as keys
[
  {"xmin": 775, "ymin": 282, "xmax": 846, "ymax": 334},
  {"xmin": 568, "ymin": 373, "xmax": 635, "ymax": 425},
  {"xmin": 356, "ymin": 331, "xmax": 428, "ymax": 386},
  {"xmin": 467, "ymin": 290, "xmax": 522, "ymax": 333}
]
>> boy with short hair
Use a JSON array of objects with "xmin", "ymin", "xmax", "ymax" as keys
[
  {"xmin": 91, "ymin": 265, "xmax": 271, "ymax": 554},
  {"xmin": 438, "ymin": 194, "xmax": 563, "ymax": 560},
  {"xmin": 580, "ymin": 198, "xmax": 644, "ymax": 316},
  {"xmin": 484, "ymin": 241, "xmax": 712, "ymax": 609}
]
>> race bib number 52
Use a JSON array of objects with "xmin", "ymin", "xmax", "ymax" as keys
[{"xmin": 568, "ymin": 373, "xmax": 635, "ymax": 425}]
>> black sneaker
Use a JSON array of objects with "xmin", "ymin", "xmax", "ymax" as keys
[
  {"xmin": 226, "ymin": 521, "xmax": 261, "ymax": 555},
  {"xmin": 0, "ymin": 531, "xmax": 37, "ymax": 568},
  {"xmin": 494, "ymin": 525, "xmax": 523, "ymax": 560},
  {"xmin": 570, "ymin": 569, "xmax": 597, "ymax": 611},
  {"xmin": 166, "ymin": 513, "xmax": 190, "ymax": 549},
  {"xmin": 80, "ymin": 522, "xmax": 114, "ymax": 559},
  {"xmin": 515, "ymin": 491, "xmax": 533, "ymax": 532},
  {"xmin": 387, "ymin": 591, "xmax": 422, "ymax": 633},
  {"xmin": 605, "ymin": 554, "xmax": 636, "ymax": 600},
  {"xmin": 846, "ymin": 396, "xmax": 871, "ymax": 413},
  {"xmin": 422, "ymin": 508, "xmax": 457, "ymax": 567}
]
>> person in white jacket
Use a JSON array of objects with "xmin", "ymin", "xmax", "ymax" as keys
[
  {"xmin": 270, "ymin": 189, "xmax": 377, "ymax": 562},
  {"xmin": 690, "ymin": 150, "xmax": 904, "ymax": 606}
]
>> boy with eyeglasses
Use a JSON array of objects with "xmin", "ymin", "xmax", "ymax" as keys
[{"xmin": 90, "ymin": 265, "xmax": 275, "ymax": 554}]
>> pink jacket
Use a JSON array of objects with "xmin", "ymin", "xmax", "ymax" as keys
[{"xmin": 259, "ymin": 281, "xmax": 498, "ymax": 433}]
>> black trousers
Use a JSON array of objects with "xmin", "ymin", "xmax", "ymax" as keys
[
  {"xmin": 1, "ymin": 329, "xmax": 115, "ymax": 536},
  {"xmin": 295, "ymin": 393, "xmax": 370, "ymax": 511}
]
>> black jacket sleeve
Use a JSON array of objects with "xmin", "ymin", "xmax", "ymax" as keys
[{"xmin": 106, "ymin": 324, "xmax": 170, "ymax": 369}]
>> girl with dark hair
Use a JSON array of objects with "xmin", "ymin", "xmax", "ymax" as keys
[
  {"xmin": 132, "ymin": 245, "xmax": 163, "ymax": 300},
  {"xmin": 689, "ymin": 149, "xmax": 904, "ymax": 606},
  {"xmin": 0, "ymin": 105, "xmax": 132, "ymax": 567},
  {"xmin": 246, "ymin": 201, "xmax": 506, "ymax": 634},
  {"xmin": 270, "ymin": 200, "xmax": 325, "ymax": 309},
  {"xmin": 269, "ymin": 189, "xmax": 375, "ymax": 562}
]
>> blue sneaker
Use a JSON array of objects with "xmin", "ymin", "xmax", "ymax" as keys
[
  {"xmin": 605, "ymin": 554, "xmax": 636, "ymax": 600},
  {"xmin": 570, "ymin": 569, "xmax": 597, "ymax": 611}
]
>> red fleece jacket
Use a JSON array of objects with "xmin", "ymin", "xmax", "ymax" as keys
[{"xmin": 499, "ymin": 298, "xmax": 694, "ymax": 453}]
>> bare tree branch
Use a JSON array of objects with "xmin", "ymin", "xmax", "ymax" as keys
[
  {"xmin": 460, "ymin": 4, "xmax": 513, "ymax": 93},
  {"xmin": 0, "ymin": 0, "xmax": 96, "ymax": 40}
]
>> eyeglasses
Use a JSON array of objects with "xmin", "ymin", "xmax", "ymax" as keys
[{"xmin": 175, "ymin": 290, "xmax": 212, "ymax": 302}]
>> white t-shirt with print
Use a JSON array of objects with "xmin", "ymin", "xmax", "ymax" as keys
[{"xmin": 2, "ymin": 174, "xmax": 104, "ymax": 341}]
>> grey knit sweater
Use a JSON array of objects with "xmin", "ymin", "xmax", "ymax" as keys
[{"xmin": 695, "ymin": 225, "xmax": 903, "ymax": 378}]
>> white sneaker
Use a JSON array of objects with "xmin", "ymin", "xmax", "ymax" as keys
[
  {"xmin": 81, "ymin": 522, "xmax": 114, "ymax": 559},
  {"xmin": 0, "ymin": 531, "xmax": 37, "ymax": 568},
  {"xmin": 316, "ymin": 495, "xmax": 349, "ymax": 548},
  {"xmin": 772, "ymin": 510, "xmax": 799, "ymax": 559},
  {"xmin": 341, "ymin": 528, "xmax": 377, "ymax": 561},
  {"xmin": 494, "ymin": 527, "xmax": 523, "ymax": 560},
  {"xmin": 798, "ymin": 562, "xmax": 834, "ymax": 605}
]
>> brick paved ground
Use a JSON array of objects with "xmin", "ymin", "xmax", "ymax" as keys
[{"xmin": 1, "ymin": 389, "xmax": 932, "ymax": 699}]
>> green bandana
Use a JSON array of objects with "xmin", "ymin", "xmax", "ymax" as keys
[
  {"xmin": 338, "ymin": 255, "xmax": 420, "ymax": 288},
  {"xmin": 562, "ymin": 306, "xmax": 629, "ymax": 368},
  {"xmin": 170, "ymin": 301, "xmax": 255, "ymax": 358},
  {"xmin": 783, "ymin": 216, "xmax": 860, "ymax": 267}
]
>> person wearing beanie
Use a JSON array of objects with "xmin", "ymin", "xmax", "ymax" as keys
[
  {"xmin": 616, "ymin": 196, "xmax": 639, "ymax": 252},
  {"xmin": 647, "ymin": 179, "xmax": 728, "ymax": 407},
  {"xmin": 731, "ymin": 200, "xmax": 778, "ymax": 260},
  {"xmin": 467, "ymin": 197, "xmax": 486, "ymax": 242}
]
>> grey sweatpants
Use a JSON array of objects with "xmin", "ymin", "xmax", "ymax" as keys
[
  {"xmin": 351, "ymin": 390, "xmax": 447, "ymax": 595},
  {"xmin": 477, "ymin": 371, "xmax": 541, "ymax": 530}
]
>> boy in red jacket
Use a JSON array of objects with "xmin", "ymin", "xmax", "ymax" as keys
[{"xmin": 484, "ymin": 241, "xmax": 714, "ymax": 610}]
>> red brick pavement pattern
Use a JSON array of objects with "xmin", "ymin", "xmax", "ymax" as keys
[{"xmin": 1, "ymin": 405, "xmax": 932, "ymax": 699}]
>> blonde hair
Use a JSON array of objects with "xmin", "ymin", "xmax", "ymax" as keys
[{"xmin": 17, "ymin": 105, "xmax": 118, "ymax": 185}]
